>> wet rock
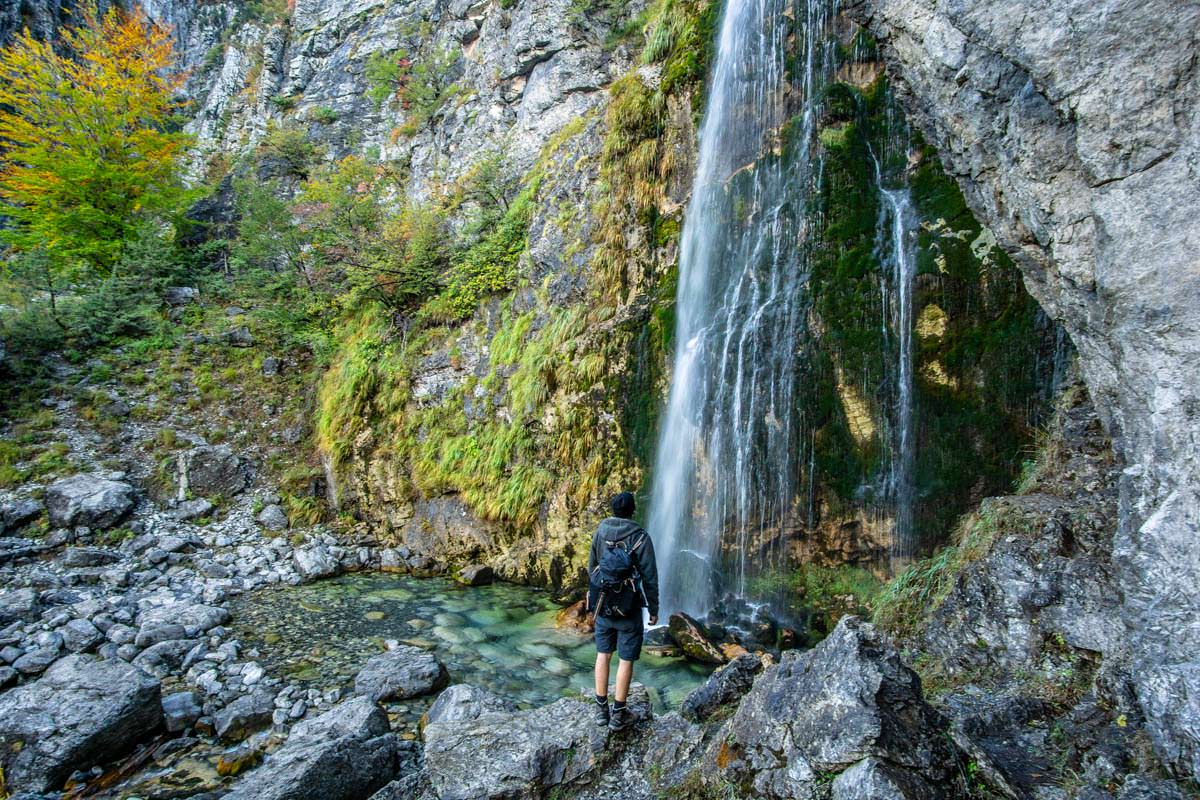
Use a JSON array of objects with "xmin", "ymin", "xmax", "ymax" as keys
[
  {"xmin": 668, "ymin": 612, "xmax": 726, "ymax": 665},
  {"xmin": 173, "ymin": 498, "xmax": 214, "ymax": 521},
  {"xmin": 425, "ymin": 684, "xmax": 517, "ymax": 725},
  {"xmin": 225, "ymin": 325, "xmax": 254, "ymax": 347},
  {"xmin": 179, "ymin": 445, "xmax": 250, "ymax": 498},
  {"xmin": 60, "ymin": 619, "xmax": 103, "ymax": 653},
  {"xmin": 162, "ymin": 690, "xmax": 202, "ymax": 733},
  {"xmin": 223, "ymin": 696, "xmax": 402, "ymax": 800},
  {"xmin": 0, "ymin": 654, "xmax": 162, "ymax": 793},
  {"xmin": 164, "ymin": 286, "xmax": 199, "ymax": 307},
  {"xmin": 457, "ymin": 564, "xmax": 494, "ymax": 586},
  {"xmin": 424, "ymin": 695, "xmax": 607, "ymax": 800},
  {"xmin": 1, "ymin": 498, "xmax": 43, "ymax": 533},
  {"xmin": 62, "ymin": 546, "xmax": 121, "ymax": 567},
  {"xmin": 354, "ymin": 645, "xmax": 449, "ymax": 702},
  {"xmin": 45, "ymin": 474, "xmax": 134, "ymax": 530},
  {"xmin": 711, "ymin": 617, "xmax": 963, "ymax": 798},
  {"xmin": 681, "ymin": 652, "xmax": 764, "ymax": 723},
  {"xmin": 258, "ymin": 503, "xmax": 289, "ymax": 531},
  {"xmin": 0, "ymin": 587, "xmax": 40, "ymax": 626},
  {"xmin": 215, "ymin": 689, "xmax": 277, "ymax": 741},
  {"xmin": 294, "ymin": 545, "xmax": 339, "ymax": 580}
]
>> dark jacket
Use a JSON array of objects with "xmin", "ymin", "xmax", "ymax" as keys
[{"xmin": 587, "ymin": 517, "xmax": 659, "ymax": 619}]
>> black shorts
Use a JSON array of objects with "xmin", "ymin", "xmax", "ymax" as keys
[{"xmin": 594, "ymin": 617, "xmax": 643, "ymax": 661}]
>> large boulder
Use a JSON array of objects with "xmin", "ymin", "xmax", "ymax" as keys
[
  {"xmin": 223, "ymin": 696, "xmax": 403, "ymax": 800},
  {"xmin": 1, "ymin": 497, "xmax": 43, "ymax": 533},
  {"xmin": 425, "ymin": 684, "xmax": 516, "ymax": 726},
  {"xmin": 294, "ymin": 545, "xmax": 339, "ymax": 580},
  {"xmin": 424, "ymin": 696, "xmax": 607, "ymax": 800},
  {"xmin": 680, "ymin": 652, "xmax": 764, "ymax": 723},
  {"xmin": 0, "ymin": 655, "xmax": 162, "ymax": 792},
  {"xmin": 709, "ymin": 617, "xmax": 964, "ymax": 799},
  {"xmin": 177, "ymin": 445, "xmax": 249, "ymax": 499},
  {"xmin": 215, "ymin": 689, "xmax": 277, "ymax": 741},
  {"xmin": 45, "ymin": 474, "xmax": 134, "ymax": 530},
  {"xmin": 354, "ymin": 645, "xmax": 449, "ymax": 702}
]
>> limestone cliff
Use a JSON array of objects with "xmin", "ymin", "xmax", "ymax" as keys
[{"xmin": 846, "ymin": 0, "xmax": 1200, "ymax": 777}]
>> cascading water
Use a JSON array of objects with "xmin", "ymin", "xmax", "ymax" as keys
[{"xmin": 647, "ymin": 0, "xmax": 836, "ymax": 618}]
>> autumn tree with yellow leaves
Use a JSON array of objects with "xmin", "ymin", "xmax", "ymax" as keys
[{"xmin": 0, "ymin": 4, "xmax": 196, "ymax": 283}]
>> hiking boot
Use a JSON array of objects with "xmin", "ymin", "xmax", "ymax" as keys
[
  {"xmin": 593, "ymin": 699, "xmax": 610, "ymax": 726},
  {"xmin": 608, "ymin": 706, "xmax": 635, "ymax": 732}
]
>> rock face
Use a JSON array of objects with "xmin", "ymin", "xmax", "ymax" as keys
[
  {"xmin": 0, "ymin": 654, "xmax": 163, "ymax": 793},
  {"xmin": 711, "ymin": 617, "xmax": 962, "ymax": 799},
  {"xmin": 424, "ymin": 696, "xmax": 607, "ymax": 800},
  {"xmin": 354, "ymin": 645, "xmax": 448, "ymax": 702},
  {"xmin": 680, "ymin": 652, "xmax": 764, "ymax": 723},
  {"xmin": 45, "ymin": 473, "xmax": 135, "ymax": 529},
  {"xmin": 846, "ymin": 0, "xmax": 1200, "ymax": 774},
  {"xmin": 223, "ymin": 696, "xmax": 403, "ymax": 800}
]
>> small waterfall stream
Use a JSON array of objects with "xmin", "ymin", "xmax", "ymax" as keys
[{"xmin": 648, "ymin": 0, "xmax": 837, "ymax": 618}]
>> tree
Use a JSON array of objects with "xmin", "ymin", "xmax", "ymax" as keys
[{"xmin": 0, "ymin": 4, "xmax": 196, "ymax": 281}]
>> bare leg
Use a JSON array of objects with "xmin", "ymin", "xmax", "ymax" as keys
[
  {"xmin": 614, "ymin": 658, "xmax": 634, "ymax": 703},
  {"xmin": 594, "ymin": 652, "xmax": 613, "ymax": 697}
]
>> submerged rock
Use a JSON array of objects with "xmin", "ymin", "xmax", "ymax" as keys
[
  {"xmin": 424, "ymin": 695, "xmax": 607, "ymax": 800},
  {"xmin": 45, "ymin": 474, "xmax": 134, "ymax": 530},
  {"xmin": 354, "ymin": 645, "xmax": 448, "ymax": 702},
  {"xmin": 0, "ymin": 654, "xmax": 162, "ymax": 793},
  {"xmin": 710, "ymin": 617, "xmax": 963, "ymax": 798},
  {"xmin": 555, "ymin": 599, "xmax": 594, "ymax": 634},
  {"xmin": 223, "ymin": 696, "xmax": 403, "ymax": 800},
  {"xmin": 668, "ymin": 612, "xmax": 726, "ymax": 665}
]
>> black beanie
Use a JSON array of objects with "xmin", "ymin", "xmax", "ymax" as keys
[{"xmin": 610, "ymin": 491, "xmax": 636, "ymax": 518}]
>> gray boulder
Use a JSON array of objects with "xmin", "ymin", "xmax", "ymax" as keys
[
  {"xmin": 680, "ymin": 652, "xmax": 764, "ymax": 723},
  {"xmin": 0, "ymin": 587, "xmax": 40, "ymax": 626},
  {"xmin": 132, "ymin": 639, "xmax": 195, "ymax": 678},
  {"xmin": 0, "ymin": 665, "xmax": 16, "ymax": 689},
  {"xmin": 424, "ymin": 696, "xmax": 607, "ymax": 800},
  {"xmin": 215, "ymin": 689, "xmax": 276, "ymax": 741},
  {"xmin": 13, "ymin": 646, "xmax": 60, "ymax": 675},
  {"xmin": 257, "ymin": 503, "xmax": 289, "ymax": 531},
  {"xmin": 60, "ymin": 619, "xmax": 103, "ymax": 653},
  {"xmin": 172, "ymin": 498, "xmax": 214, "ymax": 521},
  {"xmin": 711, "ymin": 617, "xmax": 964, "ymax": 799},
  {"xmin": 425, "ymin": 684, "xmax": 516, "ymax": 725},
  {"xmin": 162, "ymin": 691, "xmax": 202, "ymax": 733},
  {"xmin": 294, "ymin": 545, "xmax": 339, "ymax": 580},
  {"xmin": 1, "ymin": 498, "xmax": 43, "ymax": 533},
  {"xmin": 137, "ymin": 603, "xmax": 229, "ymax": 637},
  {"xmin": 178, "ymin": 445, "xmax": 249, "ymax": 498},
  {"xmin": 225, "ymin": 325, "xmax": 254, "ymax": 347},
  {"xmin": 62, "ymin": 546, "xmax": 121, "ymax": 567},
  {"xmin": 223, "ymin": 696, "xmax": 402, "ymax": 800},
  {"xmin": 354, "ymin": 645, "xmax": 448, "ymax": 702},
  {"xmin": 45, "ymin": 474, "xmax": 134, "ymax": 530},
  {"xmin": 457, "ymin": 564, "xmax": 494, "ymax": 586},
  {"xmin": 163, "ymin": 286, "xmax": 199, "ymax": 307},
  {"xmin": 0, "ymin": 654, "xmax": 162, "ymax": 792}
]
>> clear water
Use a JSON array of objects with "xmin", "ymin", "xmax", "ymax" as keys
[
  {"xmin": 228, "ymin": 574, "xmax": 712, "ymax": 724},
  {"xmin": 648, "ymin": 0, "xmax": 838, "ymax": 617}
]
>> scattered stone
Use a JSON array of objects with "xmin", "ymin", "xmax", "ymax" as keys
[
  {"xmin": 354, "ymin": 645, "xmax": 449, "ymax": 702},
  {"xmin": 173, "ymin": 498, "xmax": 214, "ymax": 521},
  {"xmin": 225, "ymin": 325, "xmax": 254, "ymax": 347},
  {"xmin": 223, "ymin": 696, "xmax": 402, "ymax": 800},
  {"xmin": 133, "ymin": 639, "xmax": 195, "ymax": 677},
  {"xmin": 668, "ymin": 612, "xmax": 727, "ymax": 665},
  {"xmin": 162, "ymin": 691, "xmax": 202, "ymax": 733},
  {"xmin": 424, "ymin": 695, "xmax": 607, "ymax": 800},
  {"xmin": 0, "ymin": 654, "xmax": 162, "ymax": 793},
  {"xmin": 164, "ymin": 286, "xmax": 199, "ymax": 307},
  {"xmin": 45, "ymin": 474, "xmax": 134, "ymax": 530},
  {"xmin": 258, "ymin": 503, "xmax": 289, "ymax": 531},
  {"xmin": 681, "ymin": 652, "xmax": 764, "ymax": 723},
  {"xmin": 294, "ymin": 546, "xmax": 339, "ymax": 580},
  {"xmin": 457, "ymin": 564, "xmax": 494, "ymax": 586},
  {"xmin": 61, "ymin": 619, "xmax": 103, "ymax": 653},
  {"xmin": 216, "ymin": 689, "xmax": 277, "ymax": 741},
  {"xmin": 62, "ymin": 546, "xmax": 122, "ymax": 568}
]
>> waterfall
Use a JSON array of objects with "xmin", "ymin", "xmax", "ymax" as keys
[
  {"xmin": 878, "ymin": 185, "xmax": 917, "ymax": 561},
  {"xmin": 647, "ymin": 0, "xmax": 836, "ymax": 618}
]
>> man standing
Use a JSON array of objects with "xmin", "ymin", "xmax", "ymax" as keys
[{"xmin": 588, "ymin": 491, "xmax": 659, "ymax": 731}]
